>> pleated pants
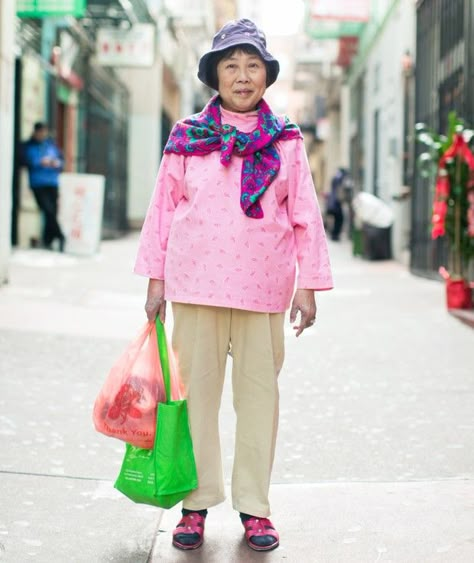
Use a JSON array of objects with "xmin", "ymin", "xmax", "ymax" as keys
[{"xmin": 171, "ymin": 303, "xmax": 285, "ymax": 517}]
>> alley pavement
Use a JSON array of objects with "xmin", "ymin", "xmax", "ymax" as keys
[{"xmin": 0, "ymin": 234, "xmax": 473, "ymax": 563}]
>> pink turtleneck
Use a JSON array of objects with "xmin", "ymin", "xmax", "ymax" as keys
[{"xmin": 134, "ymin": 106, "xmax": 333, "ymax": 313}]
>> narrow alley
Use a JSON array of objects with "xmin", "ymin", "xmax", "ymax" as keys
[{"xmin": 1, "ymin": 236, "xmax": 473, "ymax": 562}]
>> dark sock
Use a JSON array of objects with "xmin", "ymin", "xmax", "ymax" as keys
[
  {"xmin": 182, "ymin": 508, "xmax": 208, "ymax": 518},
  {"xmin": 240, "ymin": 512, "xmax": 252, "ymax": 522}
]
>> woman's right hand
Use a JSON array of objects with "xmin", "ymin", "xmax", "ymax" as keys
[{"xmin": 145, "ymin": 279, "xmax": 166, "ymax": 323}]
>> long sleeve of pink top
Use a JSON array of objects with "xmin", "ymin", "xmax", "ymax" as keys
[{"xmin": 135, "ymin": 108, "xmax": 333, "ymax": 313}]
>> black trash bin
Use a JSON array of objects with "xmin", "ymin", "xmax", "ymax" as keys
[
  {"xmin": 361, "ymin": 223, "xmax": 392, "ymax": 260},
  {"xmin": 352, "ymin": 192, "xmax": 394, "ymax": 261}
]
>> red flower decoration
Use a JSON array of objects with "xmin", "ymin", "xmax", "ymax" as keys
[{"xmin": 432, "ymin": 133, "xmax": 474, "ymax": 239}]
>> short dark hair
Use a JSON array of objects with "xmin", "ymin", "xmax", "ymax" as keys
[
  {"xmin": 208, "ymin": 44, "xmax": 271, "ymax": 90},
  {"xmin": 34, "ymin": 122, "xmax": 46, "ymax": 132}
]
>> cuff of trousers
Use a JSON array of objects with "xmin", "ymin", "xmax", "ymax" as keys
[
  {"xmin": 183, "ymin": 493, "xmax": 227, "ymax": 512},
  {"xmin": 232, "ymin": 501, "xmax": 271, "ymax": 519}
]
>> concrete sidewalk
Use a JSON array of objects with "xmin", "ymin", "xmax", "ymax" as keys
[{"xmin": 1, "ymin": 235, "xmax": 473, "ymax": 562}]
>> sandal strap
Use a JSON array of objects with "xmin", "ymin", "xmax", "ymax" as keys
[
  {"xmin": 173, "ymin": 513, "xmax": 205, "ymax": 537},
  {"xmin": 244, "ymin": 517, "xmax": 279, "ymax": 539}
]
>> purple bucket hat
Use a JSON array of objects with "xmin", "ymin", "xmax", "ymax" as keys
[{"xmin": 198, "ymin": 19, "xmax": 280, "ymax": 90}]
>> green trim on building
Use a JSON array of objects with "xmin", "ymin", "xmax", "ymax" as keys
[
  {"xmin": 305, "ymin": 18, "xmax": 367, "ymax": 39},
  {"xmin": 346, "ymin": 0, "xmax": 400, "ymax": 86},
  {"xmin": 304, "ymin": 0, "xmax": 368, "ymax": 39},
  {"xmin": 17, "ymin": 0, "xmax": 86, "ymax": 18}
]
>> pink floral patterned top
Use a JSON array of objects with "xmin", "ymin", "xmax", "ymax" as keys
[{"xmin": 134, "ymin": 107, "xmax": 333, "ymax": 313}]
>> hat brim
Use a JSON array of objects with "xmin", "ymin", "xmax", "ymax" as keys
[{"xmin": 198, "ymin": 40, "xmax": 280, "ymax": 90}]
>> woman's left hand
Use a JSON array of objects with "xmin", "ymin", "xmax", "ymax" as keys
[
  {"xmin": 290, "ymin": 289, "xmax": 317, "ymax": 337},
  {"xmin": 145, "ymin": 278, "xmax": 166, "ymax": 323}
]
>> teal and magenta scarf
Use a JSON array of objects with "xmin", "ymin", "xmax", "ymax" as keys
[{"xmin": 164, "ymin": 95, "xmax": 302, "ymax": 218}]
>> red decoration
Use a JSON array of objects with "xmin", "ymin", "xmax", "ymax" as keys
[
  {"xmin": 432, "ymin": 200, "xmax": 448, "ymax": 238},
  {"xmin": 336, "ymin": 36, "xmax": 359, "ymax": 67},
  {"xmin": 468, "ymin": 189, "xmax": 474, "ymax": 236},
  {"xmin": 439, "ymin": 267, "xmax": 472, "ymax": 309},
  {"xmin": 446, "ymin": 278, "xmax": 472, "ymax": 309},
  {"xmin": 432, "ymin": 133, "xmax": 474, "ymax": 239}
]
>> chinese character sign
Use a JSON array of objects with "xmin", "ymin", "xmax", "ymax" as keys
[
  {"xmin": 96, "ymin": 24, "xmax": 155, "ymax": 67},
  {"xmin": 310, "ymin": 0, "xmax": 370, "ymax": 22}
]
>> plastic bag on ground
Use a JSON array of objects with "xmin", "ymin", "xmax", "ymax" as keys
[
  {"xmin": 352, "ymin": 192, "xmax": 394, "ymax": 228},
  {"xmin": 93, "ymin": 321, "xmax": 182, "ymax": 448}
]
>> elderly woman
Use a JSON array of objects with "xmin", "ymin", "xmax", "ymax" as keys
[{"xmin": 135, "ymin": 19, "xmax": 333, "ymax": 552}]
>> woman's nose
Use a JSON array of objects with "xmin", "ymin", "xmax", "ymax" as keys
[{"xmin": 236, "ymin": 68, "xmax": 250, "ymax": 82}]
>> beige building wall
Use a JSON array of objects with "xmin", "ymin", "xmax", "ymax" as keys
[
  {"xmin": 119, "ymin": 57, "xmax": 181, "ymax": 230},
  {"xmin": 162, "ymin": 63, "xmax": 181, "ymax": 123},
  {"xmin": 325, "ymin": 107, "xmax": 342, "ymax": 192},
  {"xmin": 117, "ymin": 56, "xmax": 163, "ymax": 229},
  {"xmin": 351, "ymin": 0, "xmax": 416, "ymax": 261},
  {"xmin": 0, "ymin": 0, "xmax": 15, "ymax": 283},
  {"xmin": 213, "ymin": 0, "xmax": 237, "ymax": 28},
  {"xmin": 118, "ymin": 16, "xmax": 182, "ymax": 229},
  {"xmin": 121, "ymin": 1, "xmax": 219, "ymax": 228}
]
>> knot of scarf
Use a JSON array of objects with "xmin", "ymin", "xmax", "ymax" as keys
[{"xmin": 164, "ymin": 95, "xmax": 302, "ymax": 218}]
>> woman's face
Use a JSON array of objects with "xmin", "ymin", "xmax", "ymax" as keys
[{"xmin": 216, "ymin": 49, "xmax": 267, "ymax": 113}]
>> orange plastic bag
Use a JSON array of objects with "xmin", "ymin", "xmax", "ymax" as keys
[{"xmin": 93, "ymin": 321, "xmax": 182, "ymax": 448}]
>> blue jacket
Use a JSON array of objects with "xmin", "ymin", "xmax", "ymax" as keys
[
  {"xmin": 22, "ymin": 138, "xmax": 64, "ymax": 189},
  {"xmin": 327, "ymin": 170, "xmax": 346, "ymax": 212}
]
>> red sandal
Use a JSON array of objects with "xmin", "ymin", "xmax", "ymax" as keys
[
  {"xmin": 172, "ymin": 512, "xmax": 206, "ymax": 550},
  {"xmin": 242, "ymin": 516, "xmax": 280, "ymax": 552}
]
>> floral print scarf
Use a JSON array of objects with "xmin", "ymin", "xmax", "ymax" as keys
[{"xmin": 164, "ymin": 95, "xmax": 302, "ymax": 218}]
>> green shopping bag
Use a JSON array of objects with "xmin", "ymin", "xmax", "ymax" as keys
[{"xmin": 114, "ymin": 318, "xmax": 198, "ymax": 508}]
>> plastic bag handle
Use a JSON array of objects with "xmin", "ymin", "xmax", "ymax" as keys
[{"xmin": 155, "ymin": 318, "xmax": 171, "ymax": 404}]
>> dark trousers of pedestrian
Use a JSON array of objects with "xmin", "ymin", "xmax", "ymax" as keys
[
  {"xmin": 31, "ymin": 186, "xmax": 65, "ymax": 249},
  {"xmin": 328, "ymin": 203, "xmax": 344, "ymax": 241}
]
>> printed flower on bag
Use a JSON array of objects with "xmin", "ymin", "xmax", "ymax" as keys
[{"xmin": 108, "ymin": 382, "xmax": 144, "ymax": 423}]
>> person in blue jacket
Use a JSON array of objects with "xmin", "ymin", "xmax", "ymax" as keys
[{"xmin": 23, "ymin": 122, "xmax": 65, "ymax": 251}]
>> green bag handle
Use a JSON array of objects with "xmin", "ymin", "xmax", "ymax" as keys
[{"xmin": 155, "ymin": 318, "xmax": 171, "ymax": 404}]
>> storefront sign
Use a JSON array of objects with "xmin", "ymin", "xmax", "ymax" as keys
[
  {"xmin": 59, "ymin": 174, "xmax": 105, "ymax": 256},
  {"xmin": 17, "ymin": 0, "xmax": 86, "ymax": 18},
  {"xmin": 310, "ymin": 0, "xmax": 370, "ymax": 21},
  {"xmin": 96, "ymin": 24, "xmax": 155, "ymax": 67}
]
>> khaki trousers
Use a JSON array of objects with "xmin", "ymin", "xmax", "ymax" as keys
[{"xmin": 171, "ymin": 303, "xmax": 285, "ymax": 517}]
